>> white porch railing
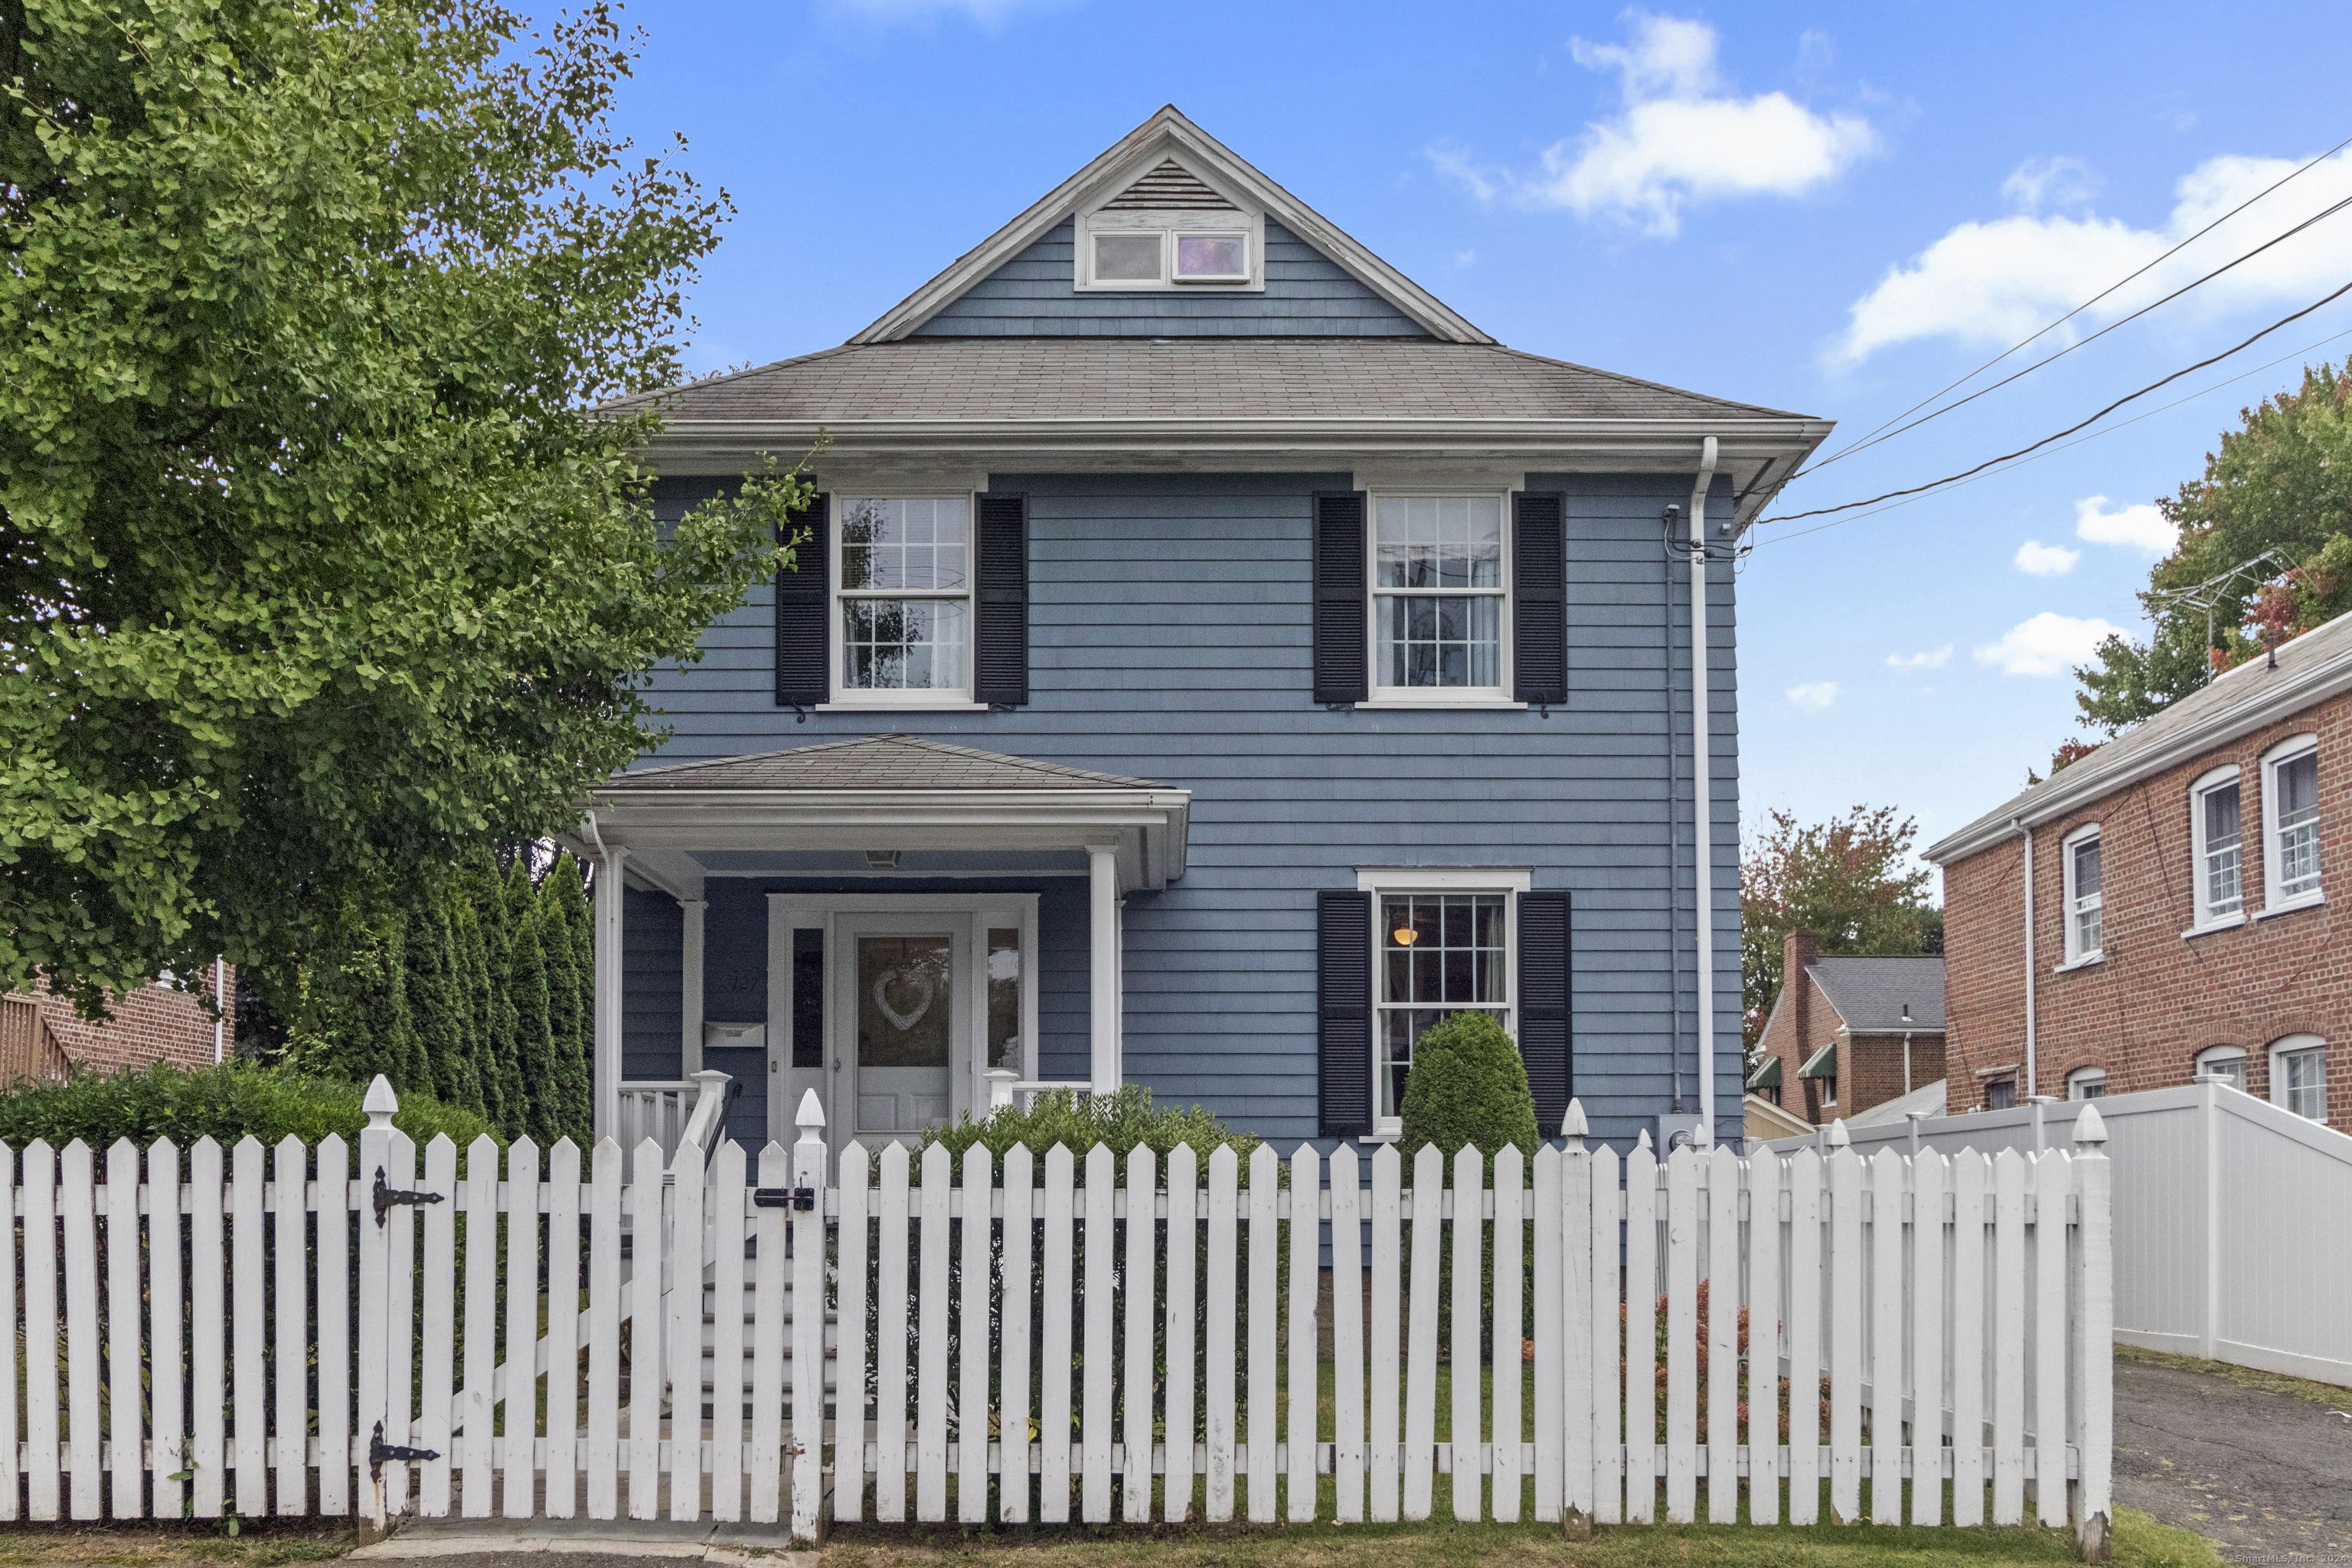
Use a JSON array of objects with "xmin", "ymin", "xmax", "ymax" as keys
[{"xmin": 616, "ymin": 1069, "xmax": 732, "ymax": 1181}]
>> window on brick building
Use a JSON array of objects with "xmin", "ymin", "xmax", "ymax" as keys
[
  {"xmin": 2189, "ymin": 766, "xmax": 2243, "ymax": 926},
  {"xmin": 2194, "ymin": 1044, "xmax": 2246, "ymax": 1093},
  {"xmin": 2261, "ymin": 737, "xmax": 2322, "ymax": 911},
  {"xmin": 1984, "ymin": 1077, "xmax": 2017, "ymax": 1110},
  {"xmin": 2066, "ymin": 1066, "xmax": 2106, "ymax": 1099},
  {"xmin": 2062, "ymin": 825, "xmax": 2103, "ymax": 963},
  {"xmin": 2270, "ymin": 1034, "xmax": 2327, "ymax": 1122}
]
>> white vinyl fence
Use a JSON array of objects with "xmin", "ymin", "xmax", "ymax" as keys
[
  {"xmin": 1, "ymin": 1082, "xmax": 2113, "ymax": 1547},
  {"xmin": 1782, "ymin": 1080, "xmax": 2352, "ymax": 1387}
]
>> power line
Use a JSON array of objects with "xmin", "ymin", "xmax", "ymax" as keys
[
  {"xmin": 1805, "ymin": 191, "xmax": 2352, "ymax": 475},
  {"xmin": 1749, "ymin": 324, "xmax": 2352, "ymax": 547},
  {"xmin": 1798, "ymin": 132, "xmax": 2352, "ymax": 472},
  {"xmin": 1754, "ymin": 276, "xmax": 2352, "ymax": 526}
]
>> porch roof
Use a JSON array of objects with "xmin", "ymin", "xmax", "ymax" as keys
[{"xmin": 580, "ymin": 734, "xmax": 1191, "ymax": 897}]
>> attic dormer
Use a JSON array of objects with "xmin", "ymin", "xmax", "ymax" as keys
[{"xmin": 1075, "ymin": 157, "xmax": 1266, "ymax": 292}]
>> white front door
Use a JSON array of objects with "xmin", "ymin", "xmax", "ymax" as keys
[{"xmin": 836, "ymin": 913, "xmax": 969, "ymax": 1142}]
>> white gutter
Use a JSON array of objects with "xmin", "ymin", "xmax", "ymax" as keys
[
  {"xmin": 1687, "ymin": 436, "xmax": 1720, "ymax": 1145},
  {"xmin": 2015, "ymin": 818, "xmax": 2038, "ymax": 1100}
]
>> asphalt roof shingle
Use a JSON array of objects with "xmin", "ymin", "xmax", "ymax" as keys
[
  {"xmin": 606, "ymin": 338, "xmax": 1806, "ymax": 423},
  {"xmin": 1808, "ymin": 956, "xmax": 1945, "ymax": 1034},
  {"xmin": 602, "ymin": 734, "xmax": 1165, "ymax": 792}
]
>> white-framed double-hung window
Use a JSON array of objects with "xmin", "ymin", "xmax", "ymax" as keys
[
  {"xmin": 2189, "ymin": 766, "xmax": 2244, "ymax": 928},
  {"xmin": 2062, "ymin": 825, "xmax": 2103, "ymax": 964},
  {"xmin": 1360, "ymin": 869, "xmax": 1525, "ymax": 1134},
  {"xmin": 2270, "ymin": 1034, "xmax": 2327, "ymax": 1122},
  {"xmin": 835, "ymin": 496, "xmax": 972, "ymax": 704},
  {"xmin": 1370, "ymin": 493, "xmax": 1510, "ymax": 702},
  {"xmin": 2261, "ymin": 736, "xmax": 2322, "ymax": 910}
]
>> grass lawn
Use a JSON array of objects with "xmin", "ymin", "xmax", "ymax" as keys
[{"xmin": 0, "ymin": 1519, "xmax": 354, "ymax": 1566}]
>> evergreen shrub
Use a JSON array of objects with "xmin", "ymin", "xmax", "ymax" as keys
[
  {"xmin": 920, "ymin": 1084, "xmax": 1262, "ymax": 1181},
  {"xmin": 1396, "ymin": 1010, "xmax": 1541, "ymax": 1357}
]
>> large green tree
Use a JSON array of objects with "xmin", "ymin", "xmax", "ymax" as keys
[
  {"xmin": 1740, "ymin": 805, "xmax": 1940, "ymax": 1054},
  {"xmin": 2074, "ymin": 358, "xmax": 2352, "ymax": 733},
  {"xmin": 0, "ymin": 0, "xmax": 808, "ymax": 1015}
]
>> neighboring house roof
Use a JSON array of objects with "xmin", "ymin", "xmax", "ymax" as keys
[
  {"xmin": 603, "ymin": 338, "xmax": 1799, "ymax": 425},
  {"xmin": 1807, "ymin": 956, "xmax": 1946, "ymax": 1034},
  {"xmin": 1743, "ymin": 1092, "xmax": 1812, "ymax": 1141},
  {"xmin": 1842, "ymin": 1077, "xmax": 1949, "ymax": 1129},
  {"xmin": 851, "ymin": 106, "xmax": 1493, "ymax": 346},
  {"xmin": 600, "ymin": 733, "xmax": 1165, "ymax": 793},
  {"xmin": 1927, "ymin": 607, "xmax": 2352, "ymax": 864}
]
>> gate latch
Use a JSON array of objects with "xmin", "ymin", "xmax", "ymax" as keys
[
  {"xmin": 753, "ymin": 1186, "xmax": 818, "ymax": 1212},
  {"xmin": 368, "ymin": 1421, "xmax": 440, "ymax": 1478},
  {"xmin": 373, "ymin": 1168, "xmax": 446, "ymax": 1228}
]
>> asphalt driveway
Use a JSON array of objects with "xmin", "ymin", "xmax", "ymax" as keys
[{"xmin": 2115, "ymin": 1354, "xmax": 2352, "ymax": 1563}]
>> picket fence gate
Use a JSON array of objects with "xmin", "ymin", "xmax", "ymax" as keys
[{"xmin": 0, "ymin": 1080, "xmax": 2113, "ymax": 1547}]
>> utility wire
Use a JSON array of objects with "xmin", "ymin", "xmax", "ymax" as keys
[
  {"xmin": 1750, "ymin": 323, "xmax": 2352, "ymax": 547},
  {"xmin": 1805, "ymin": 191, "xmax": 2352, "ymax": 475},
  {"xmin": 1800, "ymin": 131, "xmax": 2352, "ymax": 471},
  {"xmin": 1755, "ymin": 276, "xmax": 2352, "ymax": 526}
]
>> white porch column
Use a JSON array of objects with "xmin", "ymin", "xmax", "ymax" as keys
[
  {"xmin": 593, "ymin": 845, "xmax": 627, "ymax": 1143},
  {"xmin": 680, "ymin": 898, "xmax": 706, "ymax": 1074},
  {"xmin": 1087, "ymin": 840, "xmax": 1121, "ymax": 1095}
]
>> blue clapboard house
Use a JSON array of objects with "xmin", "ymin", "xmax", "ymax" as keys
[{"xmin": 578, "ymin": 108, "xmax": 1830, "ymax": 1158}]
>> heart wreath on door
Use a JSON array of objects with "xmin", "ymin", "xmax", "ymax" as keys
[{"xmin": 872, "ymin": 966, "xmax": 936, "ymax": 1032}]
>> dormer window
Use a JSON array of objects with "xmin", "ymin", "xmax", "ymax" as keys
[{"xmin": 1076, "ymin": 157, "xmax": 1264, "ymax": 292}]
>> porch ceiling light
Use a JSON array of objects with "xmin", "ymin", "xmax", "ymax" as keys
[{"xmin": 865, "ymin": 849, "xmax": 901, "ymax": 870}]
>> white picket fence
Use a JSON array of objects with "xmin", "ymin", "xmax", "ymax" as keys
[{"xmin": 0, "ymin": 1083, "xmax": 2112, "ymax": 1547}]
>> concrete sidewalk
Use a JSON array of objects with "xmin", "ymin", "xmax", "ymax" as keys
[{"xmin": 2115, "ymin": 1354, "xmax": 2352, "ymax": 1563}]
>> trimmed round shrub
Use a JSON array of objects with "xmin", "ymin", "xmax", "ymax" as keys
[
  {"xmin": 0, "ymin": 1061, "xmax": 501, "ymax": 1168},
  {"xmin": 1397, "ymin": 1009, "xmax": 1540, "ymax": 1171}
]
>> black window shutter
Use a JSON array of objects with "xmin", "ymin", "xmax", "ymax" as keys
[
  {"xmin": 1312, "ymin": 491, "xmax": 1369, "ymax": 704},
  {"xmin": 1517, "ymin": 890, "xmax": 1572, "ymax": 1134},
  {"xmin": 1514, "ymin": 491, "xmax": 1566, "ymax": 705},
  {"xmin": 774, "ymin": 492, "xmax": 829, "ymax": 707},
  {"xmin": 1317, "ymin": 890, "xmax": 1374, "ymax": 1138},
  {"xmin": 975, "ymin": 493, "xmax": 1030, "ymax": 706}
]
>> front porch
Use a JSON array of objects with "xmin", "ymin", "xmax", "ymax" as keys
[{"xmin": 572, "ymin": 734, "xmax": 1191, "ymax": 1158}]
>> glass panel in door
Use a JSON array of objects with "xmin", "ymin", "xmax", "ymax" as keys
[{"xmin": 856, "ymin": 934, "xmax": 953, "ymax": 1133}]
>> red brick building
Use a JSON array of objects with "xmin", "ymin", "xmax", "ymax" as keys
[
  {"xmin": 2, "ymin": 965, "xmax": 234, "ymax": 1084},
  {"xmin": 1749, "ymin": 927, "xmax": 1945, "ymax": 1125},
  {"xmin": 1926, "ymin": 611, "xmax": 2350, "ymax": 1127}
]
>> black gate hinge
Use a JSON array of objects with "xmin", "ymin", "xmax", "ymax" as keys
[
  {"xmin": 369, "ymin": 1420, "xmax": 439, "ymax": 1478},
  {"xmin": 753, "ymin": 1185, "xmax": 818, "ymax": 1211},
  {"xmin": 373, "ymin": 1168, "xmax": 446, "ymax": 1228}
]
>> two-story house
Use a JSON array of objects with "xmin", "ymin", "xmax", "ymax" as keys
[
  {"xmin": 1747, "ymin": 928, "xmax": 1945, "ymax": 1126},
  {"xmin": 1926, "ymin": 609, "xmax": 2349, "ymax": 1126},
  {"xmin": 573, "ymin": 108, "xmax": 1830, "ymax": 1156}
]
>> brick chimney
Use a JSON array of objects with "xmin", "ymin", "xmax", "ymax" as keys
[{"xmin": 1783, "ymin": 927, "xmax": 1819, "ymax": 1049}]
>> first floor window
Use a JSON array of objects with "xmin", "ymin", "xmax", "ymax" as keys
[
  {"xmin": 1984, "ymin": 1078, "xmax": 2017, "ymax": 1111},
  {"xmin": 2067, "ymin": 1067, "xmax": 2107, "ymax": 1099},
  {"xmin": 1373, "ymin": 495, "xmax": 1505, "ymax": 695},
  {"xmin": 2195, "ymin": 1044, "xmax": 2246, "ymax": 1092},
  {"xmin": 2267, "ymin": 743, "xmax": 2322, "ymax": 903},
  {"xmin": 838, "ymin": 496, "xmax": 970, "ymax": 697},
  {"xmin": 1376, "ymin": 891, "xmax": 1508, "ymax": 1122},
  {"xmin": 2064, "ymin": 827, "xmax": 2103, "ymax": 961},
  {"xmin": 2272, "ymin": 1035, "xmax": 2327, "ymax": 1122},
  {"xmin": 2193, "ymin": 772, "xmax": 2243, "ymax": 923}
]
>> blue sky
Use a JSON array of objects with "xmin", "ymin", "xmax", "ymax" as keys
[{"xmin": 600, "ymin": 0, "xmax": 2352, "ymax": 874}]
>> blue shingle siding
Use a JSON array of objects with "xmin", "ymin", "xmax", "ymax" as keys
[
  {"xmin": 621, "ymin": 887, "xmax": 683, "ymax": 1081},
  {"xmin": 633, "ymin": 469, "xmax": 1743, "ymax": 1149},
  {"xmin": 909, "ymin": 220, "xmax": 1429, "ymax": 338}
]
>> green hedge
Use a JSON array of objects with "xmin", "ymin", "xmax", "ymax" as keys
[
  {"xmin": 920, "ymin": 1085, "xmax": 1263, "ymax": 1181},
  {"xmin": 0, "ymin": 1061, "xmax": 501, "ymax": 1165}
]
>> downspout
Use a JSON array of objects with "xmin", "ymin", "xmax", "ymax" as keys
[
  {"xmin": 2014, "ymin": 818, "xmax": 2037, "ymax": 1102},
  {"xmin": 1687, "ymin": 436, "xmax": 1720, "ymax": 1145},
  {"xmin": 1664, "ymin": 521, "xmax": 1683, "ymax": 1114}
]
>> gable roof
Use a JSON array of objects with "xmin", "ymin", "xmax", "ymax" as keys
[
  {"xmin": 1926, "ymin": 607, "xmax": 2352, "ymax": 864},
  {"xmin": 850, "ymin": 106, "xmax": 1494, "ymax": 346},
  {"xmin": 599, "ymin": 733, "xmax": 1164, "ymax": 793},
  {"xmin": 1807, "ymin": 956, "xmax": 1945, "ymax": 1034}
]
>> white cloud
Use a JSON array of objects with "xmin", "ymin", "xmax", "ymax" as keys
[
  {"xmin": 2014, "ymin": 539, "xmax": 2082, "ymax": 576},
  {"xmin": 1834, "ymin": 145, "xmax": 2352, "ymax": 363},
  {"xmin": 825, "ymin": 0, "xmax": 1057, "ymax": 21},
  {"xmin": 1886, "ymin": 645, "xmax": 1952, "ymax": 671},
  {"xmin": 1786, "ymin": 680, "xmax": 1841, "ymax": 711},
  {"xmin": 1973, "ymin": 612, "xmax": 2124, "ymax": 677},
  {"xmin": 1425, "ymin": 143, "xmax": 1498, "ymax": 204},
  {"xmin": 2073, "ymin": 495, "xmax": 2178, "ymax": 554},
  {"xmin": 1429, "ymin": 14, "xmax": 1877, "ymax": 237},
  {"xmin": 1453, "ymin": 249, "xmax": 1478, "ymax": 268}
]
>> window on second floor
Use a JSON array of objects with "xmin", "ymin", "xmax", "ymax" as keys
[
  {"xmin": 1371, "ymin": 494, "xmax": 1508, "ymax": 701},
  {"xmin": 2190, "ymin": 767, "xmax": 2243, "ymax": 926},
  {"xmin": 2262, "ymin": 737, "xmax": 2322, "ymax": 910},
  {"xmin": 838, "ymin": 497, "xmax": 971, "ymax": 702},
  {"xmin": 2063, "ymin": 825, "xmax": 2103, "ymax": 963}
]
